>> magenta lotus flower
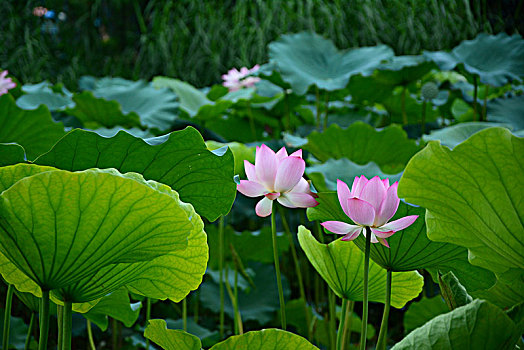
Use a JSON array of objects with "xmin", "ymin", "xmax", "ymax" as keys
[
  {"xmin": 222, "ymin": 65, "xmax": 261, "ymax": 91},
  {"xmin": 0, "ymin": 71, "xmax": 16, "ymax": 96},
  {"xmin": 237, "ymin": 144, "xmax": 318, "ymax": 217},
  {"xmin": 321, "ymin": 176, "xmax": 418, "ymax": 247}
]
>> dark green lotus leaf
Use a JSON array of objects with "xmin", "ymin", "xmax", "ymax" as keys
[
  {"xmin": 307, "ymin": 192, "xmax": 496, "ymax": 292},
  {"xmin": 399, "ymin": 128, "xmax": 524, "ymax": 305},
  {"xmin": 16, "ymin": 81, "xmax": 74, "ymax": 111},
  {"xmin": 0, "ymin": 310, "xmax": 30, "ymax": 349},
  {"xmin": 382, "ymin": 92, "xmax": 440, "ymax": 125},
  {"xmin": 0, "ymin": 94, "xmax": 66, "ymax": 160},
  {"xmin": 166, "ymin": 318, "xmax": 220, "ymax": 348},
  {"xmin": 0, "ymin": 165, "xmax": 193, "ymax": 291},
  {"xmin": 268, "ymin": 32, "xmax": 394, "ymax": 95},
  {"xmin": 83, "ymin": 288, "xmax": 141, "ymax": 331},
  {"xmin": 34, "ymin": 127, "xmax": 235, "ymax": 221},
  {"xmin": 472, "ymin": 277, "xmax": 524, "ymax": 309},
  {"xmin": 346, "ymin": 74, "xmax": 395, "ymax": 105},
  {"xmin": 487, "ymin": 95, "xmax": 524, "ymax": 130},
  {"xmin": 424, "ymin": 33, "xmax": 524, "ymax": 87},
  {"xmin": 210, "ymin": 329, "xmax": 318, "ymax": 350},
  {"xmin": 89, "ymin": 127, "xmax": 154, "ymax": 139},
  {"xmin": 306, "ymin": 158, "xmax": 402, "ymax": 192},
  {"xmin": 83, "ymin": 77, "xmax": 178, "ymax": 131},
  {"xmin": 374, "ymin": 55, "xmax": 436, "ymax": 86},
  {"xmin": 403, "ymin": 296, "xmax": 449, "ymax": 333},
  {"xmin": 144, "ymin": 319, "xmax": 202, "ymax": 350},
  {"xmin": 303, "ymin": 122, "xmax": 420, "ymax": 174},
  {"xmin": 298, "ymin": 226, "xmax": 423, "ymax": 308},
  {"xmin": 422, "ymin": 122, "xmax": 511, "ymax": 149},
  {"xmin": 391, "ymin": 300, "xmax": 521, "ymax": 350},
  {"xmin": 65, "ymin": 91, "xmax": 141, "ymax": 128},
  {"xmin": 0, "ymin": 143, "xmax": 25, "ymax": 166},
  {"xmin": 205, "ymin": 140, "xmax": 255, "ymax": 177}
]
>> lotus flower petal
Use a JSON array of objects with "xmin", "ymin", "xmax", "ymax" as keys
[
  {"xmin": 363, "ymin": 229, "xmax": 379, "ymax": 243},
  {"xmin": 347, "ymin": 198, "xmax": 375, "ymax": 226},
  {"xmin": 321, "ymin": 221, "xmax": 357, "ymax": 234},
  {"xmin": 359, "ymin": 176, "xmax": 387, "ymax": 212},
  {"xmin": 378, "ymin": 215, "xmax": 419, "ymax": 232},
  {"xmin": 351, "ymin": 175, "xmax": 368, "ymax": 197},
  {"xmin": 290, "ymin": 149, "xmax": 302, "ymax": 158},
  {"xmin": 274, "ymin": 156, "xmax": 305, "ymax": 192},
  {"xmin": 244, "ymin": 160, "xmax": 257, "ymax": 182},
  {"xmin": 275, "ymin": 147, "xmax": 288, "ymax": 163},
  {"xmin": 371, "ymin": 227, "xmax": 396, "ymax": 239},
  {"xmin": 237, "ymin": 180, "xmax": 267, "ymax": 197},
  {"xmin": 375, "ymin": 182, "xmax": 400, "ymax": 227},
  {"xmin": 382, "ymin": 178, "xmax": 390, "ymax": 189},
  {"xmin": 377, "ymin": 237, "xmax": 390, "ymax": 247},
  {"xmin": 255, "ymin": 144, "xmax": 277, "ymax": 189},
  {"xmin": 255, "ymin": 197, "xmax": 273, "ymax": 217},
  {"xmin": 337, "ymin": 179, "xmax": 352, "ymax": 216},
  {"xmin": 290, "ymin": 177, "xmax": 310, "ymax": 194},
  {"xmin": 278, "ymin": 192, "xmax": 318, "ymax": 208}
]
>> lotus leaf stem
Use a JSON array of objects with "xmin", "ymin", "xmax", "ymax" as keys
[
  {"xmin": 401, "ymin": 87, "xmax": 408, "ymax": 125},
  {"xmin": 376, "ymin": 269, "xmax": 392, "ymax": 350},
  {"xmin": 218, "ymin": 216, "xmax": 225, "ymax": 338},
  {"xmin": 38, "ymin": 290, "xmax": 50, "ymax": 350},
  {"xmin": 336, "ymin": 298, "xmax": 348, "ymax": 350},
  {"xmin": 271, "ymin": 202, "xmax": 286, "ymax": 330},
  {"xmin": 87, "ymin": 319, "xmax": 96, "ymax": 350},
  {"xmin": 473, "ymin": 75, "xmax": 478, "ymax": 121},
  {"xmin": 2, "ymin": 284, "xmax": 13, "ymax": 350},
  {"xmin": 146, "ymin": 297, "xmax": 151, "ymax": 350},
  {"xmin": 57, "ymin": 304, "xmax": 63, "ymax": 350},
  {"xmin": 24, "ymin": 313, "xmax": 35, "ymax": 350},
  {"xmin": 360, "ymin": 227, "xmax": 372, "ymax": 350},
  {"xmin": 182, "ymin": 298, "xmax": 187, "ymax": 331},
  {"xmin": 482, "ymin": 85, "xmax": 489, "ymax": 121},
  {"xmin": 62, "ymin": 301, "xmax": 72, "ymax": 350},
  {"xmin": 329, "ymin": 290, "xmax": 336, "ymax": 348},
  {"xmin": 323, "ymin": 92, "xmax": 330, "ymax": 130}
]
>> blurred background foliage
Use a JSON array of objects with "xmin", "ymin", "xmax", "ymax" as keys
[{"xmin": 1, "ymin": 0, "xmax": 522, "ymax": 88}]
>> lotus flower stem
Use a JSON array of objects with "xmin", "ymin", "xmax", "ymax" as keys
[
  {"xmin": 2, "ymin": 284, "xmax": 13, "ymax": 350},
  {"xmin": 86, "ymin": 319, "xmax": 96, "ymax": 350},
  {"xmin": 271, "ymin": 202, "xmax": 287, "ymax": 330},
  {"xmin": 57, "ymin": 305, "xmax": 63, "ymax": 350},
  {"xmin": 473, "ymin": 75, "xmax": 478, "ymax": 121},
  {"xmin": 344, "ymin": 301, "xmax": 355, "ymax": 346},
  {"xmin": 482, "ymin": 85, "xmax": 489, "ymax": 121},
  {"xmin": 278, "ymin": 206, "xmax": 311, "ymax": 339},
  {"xmin": 360, "ymin": 227, "xmax": 372, "ymax": 350},
  {"xmin": 218, "ymin": 216, "xmax": 225, "ymax": 338},
  {"xmin": 376, "ymin": 269, "xmax": 392, "ymax": 350},
  {"xmin": 24, "ymin": 313, "xmax": 35, "ymax": 350},
  {"xmin": 38, "ymin": 290, "xmax": 50, "ymax": 350},
  {"xmin": 62, "ymin": 301, "xmax": 73, "ymax": 350},
  {"xmin": 224, "ymin": 266, "xmax": 243, "ymax": 335},
  {"xmin": 146, "ymin": 297, "xmax": 151, "ymax": 350},
  {"xmin": 329, "ymin": 289, "xmax": 337, "ymax": 348},
  {"xmin": 111, "ymin": 319, "xmax": 119, "ymax": 350},
  {"xmin": 336, "ymin": 298, "xmax": 349, "ymax": 350},
  {"xmin": 182, "ymin": 298, "xmax": 187, "ymax": 331},
  {"xmin": 401, "ymin": 87, "xmax": 408, "ymax": 125}
]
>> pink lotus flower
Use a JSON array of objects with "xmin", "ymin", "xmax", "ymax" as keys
[
  {"xmin": 33, "ymin": 6, "xmax": 48, "ymax": 17},
  {"xmin": 237, "ymin": 144, "xmax": 318, "ymax": 217},
  {"xmin": 0, "ymin": 71, "xmax": 16, "ymax": 96},
  {"xmin": 222, "ymin": 65, "xmax": 261, "ymax": 92},
  {"xmin": 321, "ymin": 176, "xmax": 418, "ymax": 247}
]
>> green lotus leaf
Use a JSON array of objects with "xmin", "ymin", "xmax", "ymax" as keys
[
  {"xmin": 306, "ymin": 158, "xmax": 402, "ymax": 192},
  {"xmin": 472, "ymin": 277, "xmax": 524, "ymax": 309},
  {"xmin": 0, "ymin": 165, "xmax": 193, "ymax": 292},
  {"xmin": 403, "ymin": 296, "xmax": 449, "ymax": 333},
  {"xmin": 34, "ymin": 127, "xmax": 235, "ymax": 221},
  {"xmin": 144, "ymin": 319, "xmax": 202, "ymax": 350},
  {"xmin": 391, "ymin": 300, "xmax": 521, "ymax": 349},
  {"xmin": 307, "ymin": 192, "xmax": 496, "ymax": 292},
  {"xmin": 65, "ymin": 91, "xmax": 141, "ymax": 128},
  {"xmin": 268, "ymin": 32, "xmax": 394, "ymax": 95},
  {"xmin": 164, "ymin": 318, "xmax": 220, "ymax": 348},
  {"xmin": 298, "ymin": 226, "xmax": 423, "ymax": 308},
  {"xmin": 439, "ymin": 271, "xmax": 473, "ymax": 310},
  {"xmin": 346, "ymin": 74, "xmax": 394, "ymax": 105},
  {"xmin": 422, "ymin": 122, "xmax": 512, "ymax": 149},
  {"xmin": 0, "ymin": 310, "xmax": 30, "ymax": 349},
  {"xmin": 374, "ymin": 55, "xmax": 435, "ymax": 86},
  {"xmin": 0, "ymin": 94, "xmax": 66, "ymax": 160},
  {"xmin": 398, "ymin": 127, "xmax": 524, "ymax": 305},
  {"xmin": 206, "ymin": 140, "xmax": 255, "ymax": 177},
  {"xmin": 82, "ymin": 76, "xmax": 178, "ymax": 131},
  {"xmin": 83, "ymin": 288, "xmax": 141, "ymax": 331},
  {"xmin": 16, "ymin": 81, "xmax": 74, "ymax": 111},
  {"xmin": 424, "ymin": 33, "xmax": 524, "ymax": 87},
  {"xmin": 209, "ymin": 329, "xmax": 318, "ymax": 350},
  {"xmin": 303, "ymin": 122, "xmax": 419, "ymax": 174},
  {"xmin": 0, "ymin": 143, "xmax": 25, "ymax": 166},
  {"xmin": 487, "ymin": 96, "xmax": 524, "ymax": 130}
]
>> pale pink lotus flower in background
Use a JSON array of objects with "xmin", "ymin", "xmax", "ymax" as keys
[
  {"xmin": 0, "ymin": 71, "xmax": 16, "ymax": 96},
  {"xmin": 222, "ymin": 65, "xmax": 261, "ymax": 91},
  {"xmin": 237, "ymin": 144, "xmax": 318, "ymax": 217},
  {"xmin": 321, "ymin": 176, "xmax": 418, "ymax": 247},
  {"xmin": 33, "ymin": 6, "xmax": 48, "ymax": 17}
]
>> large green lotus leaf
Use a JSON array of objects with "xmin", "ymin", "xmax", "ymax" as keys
[
  {"xmin": 0, "ymin": 143, "xmax": 25, "ymax": 166},
  {"xmin": 0, "ymin": 166, "xmax": 192, "ymax": 291},
  {"xmin": 382, "ymin": 92, "xmax": 440, "ymax": 124},
  {"xmin": 424, "ymin": 33, "xmax": 524, "ymax": 87},
  {"xmin": 16, "ymin": 81, "xmax": 74, "ymax": 111},
  {"xmin": 83, "ymin": 77, "xmax": 178, "ymax": 131},
  {"xmin": 165, "ymin": 318, "xmax": 220, "ymax": 348},
  {"xmin": 0, "ymin": 94, "xmax": 66, "ymax": 160},
  {"xmin": 374, "ymin": 55, "xmax": 435, "ymax": 86},
  {"xmin": 307, "ymin": 192, "xmax": 496, "ymax": 291},
  {"xmin": 144, "ymin": 319, "xmax": 202, "ymax": 350},
  {"xmin": 206, "ymin": 140, "xmax": 255, "ymax": 176},
  {"xmin": 346, "ymin": 74, "xmax": 395, "ymax": 105},
  {"xmin": 210, "ymin": 329, "xmax": 318, "ymax": 350},
  {"xmin": 303, "ymin": 123, "xmax": 419, "ymax": 174},
  {"xmin": 268, "ymin": 32, "xmax": 394, "ymax": 95},
  {"xmin": 89, "ymin": 127, "xmax": 154, "ymax": 139},
  {"xmin": 398, "ymin": 128, "xmax": 524, "ymax": 288},
  {"xmin": 472, "ymin": 277, "xmax": 524, "ymax": 309},
  {"xmin": 83, "ymin": 288, "xmax": 141, "ymax": 331},
  {"xmin": 487, "ymin": 96, "xmax": 524, "ymax": 130},
  {"xmin": 422, "ymin": 122, "xmax": 512, "ymax": 149},
  {"xmin": 49, "ymin": 186, "xmax": 206, "ymax": 303},
  {"xmin": 306, "ymin": 158, "xmax": 402, "ymax": 192},
  {"xmin": 403, "ymin": 296, "xmax": 449, "ymax": 334},
  {"xmin": 65, "ymin": 91, "xmax": 141, "ymax": 128},
  {"xmin": 391, "ymin": 300, "xmax": 521, "ymax": 350},
  {"xmin": 153, "ymin": 77, "xmax": 231, "ymax": 120},
  {"xmin": 200, "ymin": 262, "xmax": 290, "ymax": 325},
  {"xmin": 34, "ymin": 127, "xmax": 235, "ymax": 221},
  {"xmin": 298, "ymin": 226, "xmax": 423, "ymax": 308}
]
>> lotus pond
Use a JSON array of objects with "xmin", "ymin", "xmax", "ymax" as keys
[{"xmin": 0, "ymin": 31, "xmax": 523, "ymax": 350}]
